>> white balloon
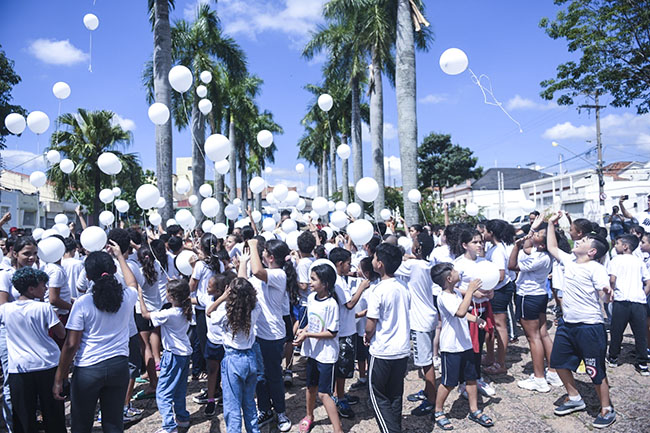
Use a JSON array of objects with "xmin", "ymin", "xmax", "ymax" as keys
[
  {"xmin": 60, "ymin": 159, "xmax": 75, "ymax": 174},
  {"xmin": 265, "ymin": 167, "xmax": 272, "ymax": 174},
  {"xmin": 318, "ymin": 93, "xmax": 333, "ymax": 112},
  {"xmin": 175, "ymin": 178, "xmax": 191, "ymax": 195},
  {"xmin": 31, "ymin": 228, "xmax": 44, "ymax": 241},
  {"xmin": 148, "ymin": 102, "xmax": 170, "ymax": 125},
  {"xmin": 380, "ymin": 208, "xmax": 391, "ymax": 221},
  {"xmin": 46, "ymin": 150, "xmax": 61, "ymax": 164},
  {"xmin": 250, "ymin": 176, "xmax": 266, "ymax": 194},
  {"xmin": 285, "ymin": 190, "xmax": 299, "ymax": 207},
  {"xmin": 286, "ymin": 231, "xmax": 300, "ymax": 250},
  {"xmin": 466, "ymin": 202, "xmax": 479, "ymax": 217},
  {"xmin": 83, "ymin": 13, "xmax": 99, "ymax": 31},
  {"xmin": 80, "ymin": 226, "xmax": 107, "ymax": 252},
  {"xmin": 38, "ymin": 236, "xmax": 65, "ymax": 263},
  {"xmin": 335, "ymin": 201, "xmax": 347, "ymax": 212},
  {"xmin": 296, "ymin": 198, "xmax": 306, "ymax": 211},
  {"xmin": 27, "ymin": 111, "xmax": 49, "ymax": 134},
  {"xmin": 407, "ymin": 189, "xmax": 422, "ymax": 203},
  {"xmin": 251, "ymin": 210, "xmax": 262, "ymax": 223},
  {"xmin": 53, "ymin": 223, "xmax": 70, "ymax": 238},
  {"xmin": 97, "ymin": 152, "xmax": 122, "ymax": 175},
  {"xmin": 149, "ymin": 213, "xmax": 162, "ymax": 227},
  {"xmin": 54, "ymin": 213, "xmax": 68, "ymax": 225},
  {"xmin": 475, "ymin": 260, "xmax": 501, "ymax": 291},
  {"xmin": 260, "ymin": 231, "xmax": 275, "ymax": 241},
  {"xmin": 346, "ymin": 202, "xmax": 362, "ymax": 218},
  {"xmin": 256, "ymin": 130, "xmax": 273, "ymax": 148},
  {"xmin": 155, "ymin": 197, "xmax": 166, "ymax": 208},
  {"xmin": 322, "ymin": 227, "xmax": 334, "ymax": 240},
  {"xmin": 199, "ymin": 183, "xmax": 213, "ymax": 198},
  {"xmin": 439, "ymin": 48, "xmax": 469, "ymax": 75},
  {"xmin": 201, "ymin": 197, "xmax": 220, "ymax": 218},
  {"xmin": 198, "ymin": 99, "xmax": 212, "ymax": 115},
  {"xmin": 211, "ymin": 223, "xmax": 228, "ymax": 239},
  {"xmin": 196, "ymin": 85, "xmax": 207, "ymax": 98},
  {"xmin": 175, "ymin": 250, "xmax": 197, "ymax": 276},
  {"xmin": 281, "ymin": 219, "xmax": 297, "ymax": 233},
  {"xmin": 215, "ymin": 159, "xmax": 230, "ymax": 175},
  {"xmin": 309, "ymin": 210, "xmax": 319, "ymax": 220},
  {"xmin": 312, "ymin": 197, "xmax": 329, "ymax": 215},
  {"xmin": 168, "ymin": 65, "xmax": 193, "ymax": 93},
  {"xmin": 522, "ymin": 199, "xmax": 536, "ymax": 214},
  {"xmin": 112, "ymin": 187, "xmax": 121, "ymax": 197},
  {"xmin": 41, "ymin": 229, "xmax": 58, "ymax": 240},
  {"xmin": 205, "ymin": 134, "xmax": 230, "ymax": 161},
  {"xmin": 233, "ymin": 198, "xmax": 242, "ymax": 207},
  {"xmin": 330, "ymin": 211, "xmax": 349, "ymax": 229},
  {"xmin": 30, "ymin": 171, "xmax": 46, "ymax": 188},
  {"xmin": 273, "ymin": 184, "xmax": 288, "ymax": 202},
  {"xmin": 166, "ymin": 218, "xmax": 177, "ymax": 227},
  {"xmin": 99, "ymin": 210, "xmax": 115, "ymax": 226},
  {"xmin": 295, "ymin": 163, "xmax": 305, "ymax": 174},
  {"xmin": 4, "ymin": 113, "xmax": 26, "ymax": 135},
  {"xmin": 175, "ymin": 209, "xmax": 193, "ymax": 228},
  {"xmin": 348, "ymin": 219, "xmax": 374, "ymax": 246},
  {"xmin": 224, "ymin": 204, "xmax": 240, "ymax": 220},
  {"xmin": 52, "ymin": 81, "xmax": 71, "ymax": 100},
  {"xmin": 188, "ymin": 195, "xmax": 199, "ymax": 206},
  {"xmin": 115, "ymin": 199, "xmax": 129, "ymax": 213},
  {"xmin": 262, "ymin": 218, "xmax": 276, "ymax": 232},
  {"xmin": 136, "ymin": 184, "xmax": 160, "ymax": 209},
  {"xmin": 200, "ymin": 71, "xmax": 212, "ymax": 84},
  {"xmin": 99, "ymin": 188, "xmax": 114, "ymax": 204},
  {"xmin": 328, "ymin": 201, "xmax": 336, "ymax": 212},
  {"xmin": 336, "ymin": 144, "xmax": 351, "ymax": 160},
  {"xmin": 202, "ymin": 220, "xmax": 214, "ymax": 233},
  {"xmin": 356, "ymin": 177, "xmax": 379, "ymax": 203}
]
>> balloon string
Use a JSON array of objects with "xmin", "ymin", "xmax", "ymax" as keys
[
  {"xmin": 468, "ymin": 68, "xmax": 522, "ymax": 133},
  {"xmin": 141, "ymin": 210, "xmax": 172, "ymax": 281},
  {"xmin": 88, "ymin": 33, "xmax": 93, "ymax": 73},
  {"xmin": 67, "ymin": 175, "xmax": 81, "ymax": 205},
  {"xmin": 418, "ymin": 202, "xmax": 429, "ymax": 225}
]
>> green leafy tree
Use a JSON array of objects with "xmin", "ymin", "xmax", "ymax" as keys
[
  {"xmin": 0, "ymin": 45, "xmax": 26, "ymax": 150},
  {"xmin": 540, "ymin": 0, "xmax": 650, "ymax": 113},
  {"xmin": 417, "ymin": 132, "xmax": 483, "ymax": 191}
]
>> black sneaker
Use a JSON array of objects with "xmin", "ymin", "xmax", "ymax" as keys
[
  {"xmin": 635, "ymin": 363, "xmax": 650, "ymax": 376},
  {"xmin": 407, "ymin": 390, "xmax": 426, "ymax": 402},
  {"xmin": 193, "ymin": 389, "xmax": 209, "ymax": 404},
  {"xmin": 349, "ymin": 379, "xmax": 368, "ymax": 390},
  {"xmin": 257, "ymin": 409, "xmax": 275, "ymax": 427},
  {"xmin": 606, "ymin": 357, "xmax": 618, "ymax": 368},
  {"xmin": 204, "ymin": 401, "xmax": 216, "ymax": 417},
  {"xmin": 344, "ymin": 394, "xmax": 360, "ymax": 405}
]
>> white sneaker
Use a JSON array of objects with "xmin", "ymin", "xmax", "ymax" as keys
[
  {"xmin": 517, "ymin": 375, "xmax": 550, "ymax": 393},
  {"xmin": 277, "ymin": 412, "xmax": 291, "ymax": 432},
  {"xmin": 545, "ymin": 370, "xmax": 563, "ymax": 387},
  {"xmin": 477, "ymin": 378, "xmax": 496, "ymax": 397}
]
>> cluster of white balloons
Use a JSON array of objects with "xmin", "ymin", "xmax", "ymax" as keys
[{"xmin": 5, "ymin": 111, "xmax": 50, "ymax": 136}]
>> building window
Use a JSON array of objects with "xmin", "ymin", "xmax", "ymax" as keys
[
  {"xmin": 564, "ymin": 202, "xmax": 584, "ymax": 215},
  {"xmin": 23, "ymin": 211, "xmax": 36, "ymax": 226},
  {"xmin": 0, "ymin": 206, "xmax": 9, "ymax": 217}
]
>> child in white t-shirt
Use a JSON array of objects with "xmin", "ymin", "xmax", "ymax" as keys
[
  {"xmin": 430, "ymin": 262, "xmax": 493, "ymax": 430},
  {"xmin": 640, "ymin": 232, "xmax": 650, "ymax": 353},
  {"xmin": 139, "ymin": 279, "xmax": 193, "ymax": 433},
  {"xmin": 294, "ymin": 264, "xmax": 343, "ymax": 433},
  {"xmin": 350, "ymin": 257, "xmax": 379, "ymax": 391}
]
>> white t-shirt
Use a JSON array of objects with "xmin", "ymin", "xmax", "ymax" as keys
[
  {"xmin": 296, "ymin": 257, "xmax": 316, "ymax": 306},
  {"xmin": 191, "ymin": 260, "xmax": 216, "ymax": 310},
  {"xmin": 136, "ymin": 261, "xmax": 164, "ymax": 314},
  {"xmin": 206, "ymin": 300, "xmax": 223, "ymax": 345},
  {"xmin": 301, "ymin": 292, "xmax": 339, "ymax": 363},
  {"xmin": 0, "ymin": 256, "xmax": 11, "ymax": 270},
  {"xmin": 66, "ymin": 286, "xmax": 138, "ymax": 367},
  {"xmin": 0, "ymin": 267, "xmax": 20, "ymax": 303},
  {"xmin": 351, "ymin": 249, "xmax": 367, "ymax": 269},
  {"xmin": 485, "ymin": 242, "xmax": 511, "ymax": 290},
  {"xmin": 354, "ymin": 279, "xmax": 378, "ymax": 336},
  {"xmin": 454, "ymin": 255, "xmax": 488, "ymax": 305},
  {"xmin": 635, "ymin": 210, "xmax": 650, "ymax": 232},
  {"xmin": 166, "ymin": 252, "xmax": 180, "ymax": 281},
  {"xmin": 253, "ymin": 268, "xmax": 287, "ymax": 340},
  {"xmin": 0, "ymin": 300, "xmax": 61, "ymax": 373},
  {"xmin": 150, "ymin": 307, "xmax": 192, "ymax": 356},
  {"xmin": 334, "ymin": 275, "xmax": 356, "ymax": 337},
  {"xmin": 44, "ymin": 263, "xmax": 71, "ymax": 315},
  {"xmin": 395, "ymin": 259, "xmax": 437, "ymax": 332},
  {"xmin": 558, "ymin": 251, "xmax": 610, "ymax": 324},
  {"xmin": 366, "ymin": 277, "xmax": 411, "ymax": 360},
  {"xmin": 214, "ymin": 302, "xmax": 261, "ymax": 350},
  {"xmin": 62, "ymin": 257, "xmax": 84, "ymax": 299},
  {"xmin": 607, "ymin": 254, "xmax": 650, "ymax": 304},
  {"xmin": 438, "ymin": 290, "xmax": 473, "ymax": 353},
  {"xmin": 429, "ymin": 245, "xmax": 454, "ymax": 296},
  {"xmin": 516, "ymin": 250, "xmax": 553, "ymax": 297}
]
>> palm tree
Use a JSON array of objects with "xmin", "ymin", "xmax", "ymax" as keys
[
  {"xmin": 246, "ymin": 110, "xmax": 282, "ymax": 211},
  {"xmin": 47, "ymin": 109, "xmax": 139, "ymax": 224}
]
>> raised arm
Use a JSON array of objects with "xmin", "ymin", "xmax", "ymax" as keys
[
  {"xmin": 618, "ymin": 198, "xmax": 634, "ymax": 219},
  {"xmin": 108, "ymin": 240, "xmax": 137, "ymax": 289},
  {"xmin": 455, "ymin": 279, "xmax": 482, "ymax": 318},
  {"xmin": 247, "ymin": 239, "xmax": 267, "ymax": 282},
  {"xmin": 546, "ymin": 211, "xmax": 563, "ymax": 261},
  {"xmin": 75, "ymin": 206, "xmax": 87, "ymax": 230}
]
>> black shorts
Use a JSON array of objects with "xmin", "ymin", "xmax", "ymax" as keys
[
  {"xmin": 646, "ymin": 294, "xmax": 650, "ymax": 317},
  {"xmin": 128, "ymin": 334, "xmax": 142, "ymax": 380},
  {"xmin": 515, "ymin": 294, "xmax": 548, "ymax": 321},
  {"xmin": 490, "ymin": 281, "xmax": 515, "ymax": 314},
  {"xmin": 283, "ymin": 315, "xmax": 294, "ymax": 343},
  {"xmin": 550, "ymin": 322, "xmax": 607, "ymax": 385},
  {"xmin": 204, "ymin": 340, "xmax": 225, "ymax": 362},
  {"xmin": 355, "ymin": 334, "xmax": 368, "ymax": 362},
  {"xmin": 306, "ymin": 357, "xmax": 335, "ymax": 394},
  {"xmin": 440, "ymin": 349, "xmax": 478, "ymax": 387},
  {"xmin": 134, "ymin": 312, "xmax": 155, "ymax": 332},
  {"xmin": 335, "ymin": 334, "xmax": 357, "ymax": 379}
]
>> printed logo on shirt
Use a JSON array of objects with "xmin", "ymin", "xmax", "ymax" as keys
[{"xmin": 307, "ymin": 312, "xmax": 325, "ymax": 333}]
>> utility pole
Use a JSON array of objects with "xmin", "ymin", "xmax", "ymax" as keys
[{"xmin": 579, "ymin": 93, "xmax": 606, "ymax": 206}]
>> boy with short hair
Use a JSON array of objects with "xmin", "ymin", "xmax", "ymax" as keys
[
  {"xmin": 547, "ymin": 211, "xmax": 616, "ymax": 428},
  {"xmin": 365, "ymin": 243, "xmax": 411, "ymax": 433},
  {"xmin": 606, "ymin": 234, "xmax": 650, "ymax": 375}
]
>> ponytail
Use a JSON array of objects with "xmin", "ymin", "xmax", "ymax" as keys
[
  {"xmin": 138, "ymin": 247, "xmax": 158, "ymax": 286},
  {"xmin": 85, "ymin": 251, "xmax": 124, "ymax": 313},
  {"xmin": 167, "ymin": 279, "xmax": 192, "ymax": 321},
  {"xmin": 266, "ymin": 239, "xmax": 300, "ymax": 306},
  {"xmin": 200, "ymin": 233, "xmax": 222, "ymax": 273}
]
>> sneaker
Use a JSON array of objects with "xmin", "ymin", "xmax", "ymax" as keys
[
  {"xmin": 193, "ymin": 389, "xmax": 209, "ymax": 404},
  {"xmin": 283, "ymin": 369, "xmax": 293, "ymax": 387},
  {"xmin": 593, "ymin": 408, "xmax": 616, "ymax": 429},
  {"xmin": 411, "ymin": 399, "xmax": 434, "ymax": 416},
  {"xmin": 545, "ymin": 370, "xmax": 563, "ymax": 387},
  {"xmin": 337, "ymin": 399, "xmax": 355, "ymax": 418},
  {"xmin": 257, "ymin": 410, "xmax": 274, "ymax": 428},
  {"xmin": 344, "ymin": 394, "xmax": 360, "ymax": 405},
  {"xmin": 606, "ymin": 357, "xmax": 618, "ymax": 368},
  {"xmin": 554, "ymin": 397, "xmax": 586, "ymax": 416},
  {"xmin": 349, "ymin": 378, "xmax": 368, "ymax": 390},
  {"xmin": 123, "ymin": 406, "xmax": 143, "ymax": 424},
  {"xmin": 477, "ymin": 378, "xmax": 496, "ymax": 397},
  {"xmin": 176, "ymin": 418, "xmax": 190, "ymax": 428},
  {"xmin": 407, "ymin": 389, "xmax": 426, "ymax": 402},
  {"xmin": 276, "ymin": 412, "xmax": 292, "ymax": 432},
  {"xmin": 635, "ymin": 363, "xmax": 650, "ymax": 376},
  {"xmin": 204, "ymin": 401, "xmax": 216, "ymax": 417},
  {"xmin": 517, "ymin": 375, "xmax": 551, "ymax": 393}
]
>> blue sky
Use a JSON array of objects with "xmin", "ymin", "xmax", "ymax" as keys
[{"xmin": 2, "ymin": 0, "xmax": 649, "ymax": 193}]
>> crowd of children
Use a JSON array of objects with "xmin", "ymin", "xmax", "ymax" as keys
[{"xmin": 0, "ymin": 193, "xmax": 648, "ymax": 433}]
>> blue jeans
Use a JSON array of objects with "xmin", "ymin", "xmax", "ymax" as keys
[
  {"xmin": 255, "ymin": 337, "xmax": 286, "ymax": 414},
  {"xmin": 222, "ymin": 347, "xmax": 260, "ymax": 433},
  {"xmin": 156, "ymin": 351, "xmax": 191, "ymax": 431},
  {"xmin": 0, "ymin": 327, "xmax": 13, "ymax": 433}
]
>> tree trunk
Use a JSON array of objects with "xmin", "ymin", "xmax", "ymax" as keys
[
  {"xmin": 317, "ymin": 161, "xmax": 323, "ymax": 200},
  {"xmin": 321, "ymin": 149, "xmax": 329, "ymax": 199},
  {"xmin": 239, "ymin": 147, "xmax": 248, "ymax": 210},
  {"xmin": 396, "ymin": 0, "xmax": 419, "ymax": 225},
  {"xmin": 228, "ymin": 113, "xmax": 237, "ymax": 202},
  {"xmin": 153, "ymin": 0, "xmax": 173, "ymax": 223},
  {"xmin": 329, "ymin": 135, "xmax": 337, "ymax": 198},
  {"xmin": 370, "ymin": 49, "xmax": 386, "ymax": 219},
  {"xmin": 351, "ymin": 77, "xmax": 363, "ymax": 207},
  {"xmin": 191, "ymin": 101, "xmax": 206, "ymax": 222},
  {"xmin": 341, "ymin": 134, "xmax": 350, "ymax": 204}
]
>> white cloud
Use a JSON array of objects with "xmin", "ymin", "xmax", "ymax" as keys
[
  {"xmin": 28, "ymin": 39, "xmax": 88, "ymax": 66},
  {"xmin": 384, "ymin": 155, "xmax": 401, "ymax": 185},
  {"xmin": 419, "ymin": 94, "xmax": 447, "ymax": 105},
  {"xmin": 635, "ymin": 133, "xmax": 650, "ymax": 151},
  {"xmin": 542, "ymin": 121, "xmax": 594, "ymax": 140},
  {"xmin": 183, "ymin": 0, "xmax": 211, "ymax": 20},
  {"xmin": 506, "ymin": 94, "xmax": 558, "ymax": 111},
  {"xmin": 1, "ymin": 150, "xmax": 46, "ymax": 173},
  {"xmin": 362, "ymin": 122, "xmax": 398, "ymax": 144},
  {"xmin": 111, "ymin": 114, "xmax": 136, "ymax": 131}
]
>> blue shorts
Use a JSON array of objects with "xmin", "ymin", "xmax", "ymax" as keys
[
  {"xmin": 515, "ymin": 294, "xmax": 548, "ymax": 321},
  {"xmin": 646, "ymin": 294, "xmax": 650, "ymax": 317},
  {"xmin": 550, "ymin": 322, "xmax": 607, "ymax": 384},
  {"xmin": 490, "ymin": 281, "xmax": 515, "ymax": 314},
  {"xmin": 204, "ymin": 340, "xmax": 225, "ymax": 362},
  {"xmin": 306, "ymin": 358, "xmax": 335, "ymax": 394},
  {"xmin": 293, "ymin": 305, "xmax": 308, "ymax": 328},
  {"xmin": 440, "ymin": 349, "xmax": 478, "ymax": 387}
]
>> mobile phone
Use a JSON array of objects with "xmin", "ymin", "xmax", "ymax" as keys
[{"xmin": 621, "ymin": 195, "xmax": 629, "ymax": 201}]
